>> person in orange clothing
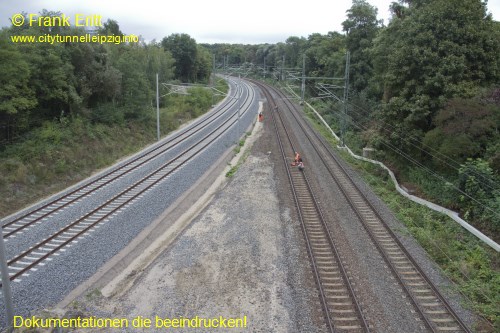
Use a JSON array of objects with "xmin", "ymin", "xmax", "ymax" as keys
[
  {"xmin": 292, "ymin": 151, "xmax": 301, "ymax": 166},
  {"xmin": 294, "ymin": 151, "xmax": 301, "ymax": 163}
]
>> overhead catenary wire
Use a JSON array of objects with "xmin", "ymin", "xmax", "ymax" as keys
[
  {"xmin": 279, "ymin": 81, "xmax": 500, "ymax": 221},
  {"xmin": 349, "ymin": 152, "xmax": 496, "ymax": 331},
  {"xmin": 272, "ymin": 75, "xmax": 498, "ymax": 324},
  {"xmin": 297, "ymin": 81, "xmax": 500, "ymax": 193},
  {"xmin": 327, "ymin": 104, "xmax": 500, "ymax": 220},
  {"xmin": 344, "ymin": 99, "xmax": 500, "ymax": 192}
]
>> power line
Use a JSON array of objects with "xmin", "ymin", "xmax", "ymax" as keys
[
  {"xmin": 343, "ymin": 100, "xmax": 500, "ymax": 193},
  {"xmin": 327, "ymin": 106, "xmax": 500, "ymax": 219}
]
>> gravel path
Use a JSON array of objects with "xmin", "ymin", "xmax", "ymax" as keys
[{"xmin": 60, "ymin": 121, "xmax": 323, "ymax": 333}]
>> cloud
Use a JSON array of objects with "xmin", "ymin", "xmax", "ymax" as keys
[{"xmin": 1, "ymin": 0, "xmax": 499, "ymax": 44}]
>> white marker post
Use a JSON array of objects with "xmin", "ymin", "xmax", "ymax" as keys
[{"xmin": 0, "ymin": 234, "xmax": 13, "ymax": 331}]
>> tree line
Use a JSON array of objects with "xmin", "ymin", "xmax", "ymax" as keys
[
  {"xmin": 205, "ymin": 0, "xmax": 500, "ymax": 235},
  {"xmin": 1, "ymin": 2, "xmax": 499, "ymax": 235},
  {"xmin": 0, "ymin": 11, "xmax": 213, "ymax": 143}
]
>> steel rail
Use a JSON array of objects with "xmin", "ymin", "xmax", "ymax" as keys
[
  {"xmin": 269, "ymin": 82, "xmax": 472, "ymax": 333},
  {"xmin": 1, "ymin": 79, "xmax": 244, "ymax": 239},
  {"xmin": 257, "ymin": 80, "xmax": 369, "ymax": 332},
  {"xmin": 0, "ymin": 80, "xmax": 256, "ymax": 286}
]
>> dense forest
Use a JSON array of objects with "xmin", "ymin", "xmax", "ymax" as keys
[
  {"xmin": 205, "ymin": 0, "xmax": 500, "ymax": 240},
  {"xmin": 1, "ymin": 12, "xmax": 214, "ymax": 141},
  {"xmin": 0, "ymin": 11, "xmax": 220, "ymax": 216}
]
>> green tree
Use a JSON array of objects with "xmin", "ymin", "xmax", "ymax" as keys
[
  {"xmin": 374, "ymin": 0, "xmax": 500, "ymax": 151},
  {"xmin": 304, "ymin": 32, "xmax": 345, "ymax": 79},
  {"xmin": 254, "ymin": 44, "xmax": 273, "ymax": 68},
  {"xmin": 32, "ymin": 10, "xmax": 71, "ymax": 35},
  {"xmin": 69, "ymin": 41, "xmax": 121, "ymax": 110},
  {"xmin": 98, "ymin": 19, "xmax": 124, "ymax": 36},
  {"xmin": 115, "ymin": 46, "xmax": 151, "ymax": 119},
  {"xmin": 284, "ymin": 36, "xmax": 306, "ymax": 68},
  {"xmin": 422, "ymin": 97, "xmax": 499, "ymax": 170},
  {"xmin": 161, "ymin": 33, "xmax": 198, "ymax": 82},
  {"xmin": 144, "ymin": 42, "xmax": 175, "ymax": 92},
  {"xmin": 0, "ymin": 30, "xmax": 37, "ymax": 140},
  {"xmin": 19, "ymin": 39, "xmax": 76, "ymax": 121},
  {"xmin": 342, "ymin": 0, "xmax": 381, "ymax": 93},
  {"xmin": 457, "ymin": 158, "xmax": 499, "ymax": 232},
  {"xmin": 194, "ymin": 45, "xmax": 212, "ymax": 83}
]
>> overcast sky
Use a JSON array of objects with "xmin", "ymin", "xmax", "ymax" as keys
[{"xmin": 2, "ymin": 0, "xmax": 499, "ymax": 44}]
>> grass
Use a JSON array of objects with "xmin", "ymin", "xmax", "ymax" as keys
[
  {"xmin": 0, "ymin": 82, "xmax": 227, "ymax": 218},
  {"xmin": 0, "ymin": 118, "xmax": 155, "ymax": 217},
  {"xmin": 225, "ymin": 164, "xmax": 238, "ymax": 178},
  {"xmin": 226, "ymin": 133, "xmax": 251, "ymax": 178}
]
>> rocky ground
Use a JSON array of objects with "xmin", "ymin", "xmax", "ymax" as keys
[{"xmin": 42, "ymin": 120, "xmax": 324, "ymax": 333}]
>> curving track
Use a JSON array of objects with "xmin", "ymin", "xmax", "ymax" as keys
[
  {"xmin": 2, "ymin": 86, "xmax": 236, "ymax": 239},
  {"xmin": 0, "ymin": 77, "xmax": 257, "ymax": 287},
  {"xmin": 254, "ymin": 79, "xmax": 472, "ymax": 333}
]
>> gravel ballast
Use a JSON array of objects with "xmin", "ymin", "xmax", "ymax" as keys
[
  {"xmin": 271, "ymin": 86, "xmax": 477, "ymax": 332},
  {"xmin": 0, "ymin": 79, "xmax": 260, "ymax": 329},
  {"xmin": 62, "ymin": 120, "xmax": 323, "ymax": 333}
]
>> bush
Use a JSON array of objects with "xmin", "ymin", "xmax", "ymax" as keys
[
  {"xmin": 91, "ymin": 104, "xmax": 125, "ymax": 125},
  {"xmin": 0, "ymin": 80, "xmax": 228, "ymax": 218},
  {"xmin": 457, "ymin": 158, "xmax": 499, "ymax": 233}
]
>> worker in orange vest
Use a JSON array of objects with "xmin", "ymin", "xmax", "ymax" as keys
[{"xmin": 292, "ymin": 151, "xmax": 301, "ymax": 166}]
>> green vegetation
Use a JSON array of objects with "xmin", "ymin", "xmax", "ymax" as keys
[
  {"xmin": 1, "ymin": 2, "xmax": 499, "ymax": 326},
  {"xmin": 225, "ymin": 164, "xmax": 237, "ymax": 178},
  {"xmin": 85, "ymin": 289, "xmax": 102, "ymax": 301},
  {"xmin": 233, "ymin": 138, "xmax": 246, "ymax": 154},
  {"xmin": 204, "ymin": 1, "xmax": 500, "ymax": 244},
  {"xmin": 226, "ymin": 133, "xmax": 251, "ymax": 178},
  {"xmin": 1, "ymin": 12, "xmax": 224, "ymax": 217},
  {"xmin": 342, "ymin": 151, "xmax": 499, "ymax": 330},
  {"xmin": 161, "ymin": 33, "xmax": 212, "ymax": 83},
  {"xmin": 0, "ymin": 85, "xmax": 225, "ymax": 217},
  {"xmin": 1, "ymin": 13, "xmax": 215, "ymax": 144}
]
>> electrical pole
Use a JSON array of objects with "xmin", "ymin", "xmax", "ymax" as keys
[
  {"xmin": 237, "ymin": 74, "xmax": 241, "ymax": 141},
  {"xmin": 341, "ymin": 51, "xmax": 350, "ymax": 147},
  {"xmin": 156, "ymin": 73, "xmax": 160, "ymax": 141},
  {"xmin": 263, "ymin": 57, "xmax": 266, "ymax": 79},
  {"xmin": 212, "ymin": 54, "xmax": 216, "ymax": 106},
  {"xmin": 212, "ymin": 54, "xmax": 216, "ymax": 84},
  {"xmin": 281, "ymin": 55, "xmax": 285, "ymax": 81},
  {"xmin": 301, "ymin": 54, "xmax": 306, "ymax": 104}
]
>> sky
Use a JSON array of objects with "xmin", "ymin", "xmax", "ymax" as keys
[{"xmin": 1, "ymin": 0, "xmax": 500, "ymax": 44}]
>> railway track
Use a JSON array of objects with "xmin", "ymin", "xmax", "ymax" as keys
[
  {"xmin": 259, "ymin": 80, "xmax": 472, "ymax": 333},
  {"xmin": 0, "ymin": 78, "xmax": 256, "ymax": 285},
  {"xmin": 1, "ymin": 78, "xmax": 246, "ymax": 240},
  {"xmin": 256, "ymin": 80, "xmax": 370, "ymax": 332}
]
